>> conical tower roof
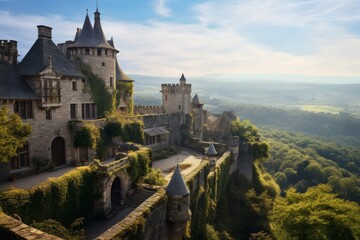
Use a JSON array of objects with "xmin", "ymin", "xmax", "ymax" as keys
[
  {"xmin": 180, "ymin": 73, "xmax": 186, "ymax": 81},
  {"xmin": 205, "ymin": 142, "xmax": 217, "ymax": 156},
  {"xmin": 93, "ymin": 9, "xmax": 114, "ymax": 49},
  {"xmin": 166, "ymin": 164, "xmax": 190, "ymax": 196},
  {"xmin": 192, "ymin": 93, "xmax": 204, "ymax": 105},
  {"xmin": 71, "ymin": 9, "xmax": 115, "ymax": 50}
]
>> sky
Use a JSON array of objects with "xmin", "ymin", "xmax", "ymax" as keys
[{"xmin": 1, "ymin": 0, "xmax": 360, "ymax": 83}]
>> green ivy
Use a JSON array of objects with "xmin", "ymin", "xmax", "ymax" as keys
[
  {"xmin": 80, "ymin": 63, "xmax": 115, "ymax": 118},
  {"xmin": 126, "ymin": 148, "xmax": 151, "ymax": 184},
  {"xmin": 0, "ymin": 167, "xmax": 96, "ymax": 227},
  {"xmin": 116, "ymin": 81, "xmax": 134, "ymax": 115},
  {"xmin": 74, "ymin": 124, "xmax": 100, "ymax": 149}
]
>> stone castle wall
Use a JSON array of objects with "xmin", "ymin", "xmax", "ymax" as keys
[
  {"xmin": 134, "ymin": 105, "xmax": 163, "ymax": 115},
  {"xmin": 142, "ymin": 113, "xmax": 184, "ymax": 145},
  {"xmin": 0, "ymin": 213, "xmax": 61, "ymax": 240},
  {"xmin": 161, "ymin": 83, "xmax": 191, "ymax": 114}
]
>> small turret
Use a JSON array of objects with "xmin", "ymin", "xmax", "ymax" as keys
[{"xmin": 166, "ymin": 164, "xmax": 191, "ymax": 240}]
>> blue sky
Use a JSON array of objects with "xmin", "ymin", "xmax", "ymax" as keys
[{"xmin": 1, "ymin": 0, "xmax": 360, "ymax": 83}]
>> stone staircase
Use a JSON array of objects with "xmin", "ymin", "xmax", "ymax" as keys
[{"xmin": 126, "ymin": 188, "xmax": 157, "ymax": 208}]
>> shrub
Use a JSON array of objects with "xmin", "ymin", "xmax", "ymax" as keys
[{"xmin": 143, "ymin": 169, "xmax": 166, "ymax": 186}]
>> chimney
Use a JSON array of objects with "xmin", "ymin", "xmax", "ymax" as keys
[
  {"xmin": 37, "ymin": 25, "xmax": 52, "ymax": 39},
  {"xmin": 0, "ymin": 40, "xmax": 18, "ymax": 65}
]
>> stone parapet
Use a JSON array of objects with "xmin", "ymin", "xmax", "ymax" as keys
[
  {"xmin": 134, "ymin": 105, "xmax": 163, "ymax": 115},
  {"xmin": 0, "ymin": 213, "xmax": 62, "ymax": 240}
]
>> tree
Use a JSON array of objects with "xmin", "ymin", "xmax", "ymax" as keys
[
  {"xmin": 231, "ymin": 119, "xmax": 260, "ymax": 142},
  {"xmin": 271, "ymin": 184, "xmax": 360, "ymax": 240},
  {"xmin": 0, "ymin": 107, "xmax": 31, "ymax": 163}
]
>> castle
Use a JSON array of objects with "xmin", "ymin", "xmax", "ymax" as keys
[
  {"xmin": 0, "ymin": 8, "xmax": 253, "ymax": 240},
  {"xmin": 0, "ymin": 8, "xmax": 206, "ymax": 184}
]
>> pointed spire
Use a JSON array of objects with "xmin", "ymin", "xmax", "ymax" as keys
[
  {"xmin": 93, "ymin": 8, "xmax": 112, "ymax": 48},
  {"xmin": 192, "ymin": 93, "xmax": 204, "ymax": 105},
  {"xmin": 166, "ymin": 164, "xmax": 190, "ymax": 196},
  {"xmin": 180, "ymin": 73, "xmax": 186, "ymax": 81}
]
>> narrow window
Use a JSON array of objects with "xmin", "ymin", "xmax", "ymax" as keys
[
  {"xmin": 97, "ymin": 49, "xmax": 101, "ymax": 56},
  {"xmin": 45, "ymin": 109, "xmax": 52, "ymax": 120},
  {"xmin": 102, "ymin": 62, "xmax": 105, "ymax": 67},
  {"xmin": 70, "ymin": 104, "xmax": 76, "ymax": 119},
  {"xmin": 85, "ymin": 48, "xmax": 90, "ymax": 55},
  {"xmin": 110, "ymin": 77, "xmax": 114, "ymax": 88},
  {"xmin": 105, "ymin": 50, "xmax": 108, "ymax": 56},
  {"xmin": 14, "ymin": 100, "xmax": 33, "ymax": 119},
  {"xmin": 165, "ymin": 95, "xmax": 167, "ymax": 101},
  {"xmin": 72, "ymin": 81, "xmax": 77, "ymax": 91},
  {"xmin": 178, "ymin": 105, "xmax": 181, "ymax": 110},
  {"xmin": 178, "ymin": 205, "xmax": 181, "ymax": 211}
]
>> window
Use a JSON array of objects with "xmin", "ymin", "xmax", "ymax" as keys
[
  {"xmin": 14, "ymin": 100, "xmax": 33, "ymax": 119},
  {"xmin": 110, "ymin": 77, "xmax": 114, "ymax": 88},
  {"xmin": 10, "ymin": 143, "xmax": 29, "ymax": 170},
  {"xmin": 81, "ymin": 103, "xmax": 96, "ymax": 119},
  {"xmin": 43, "ymin": 79, "xmax": 61, "ymax": 103},
  {"xmin": 178, "ymin": 105, "xmax": 181, "ymax": 110},
  {"xmin": 165, "ymin": 95, "xmax": 167, "ymax": 101},
  {"xmin": 72, "ymin": 81, "xmax": 77, "ymax": 91},
  {"xmin": 97, "ymin": 49, "xmax": 101, "ymax": 56},
  {"xmin": 45, "ymin": 109, "xmax": 52, "ymax": 120},
  {"xmin": 85, "ymin": 48, "xmax": 90, "ymax": 55},
  {"xmin": 70, "ymin": 104, "xmax": 77, "ymax": 119},
  {"xmin": 102, "ymin": 62, "xmax": 105, "ymax": 67},
  {"xmin": 105, "ymin": 50, "xmax": 108, "ymax": 56}
]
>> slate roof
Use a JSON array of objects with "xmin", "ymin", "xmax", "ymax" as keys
[
  {"xmin": 191, "ymin": 94, "xmax": 204, "ymax": 105},
  {"xmin": 144, "ymin": 127, "xmax": 169, "ymax": 137},
  {"xmin": 205, "ymin": 142, "xmax": 218, "ymax": 156},
  {"xmin": 166, "ymin": 164, "xmax": 190, "ymax": 196},
  {"xmin": 71, "ymin": 11, "xmax": 115, "ymax": 50},
  {"xmin": 180, "ymin": 73, "xmax": 186, "ymax": 81},
  {"xmin": 0, "ymin": 61, "xmax": 39, "ymax": 100},
  {"xmin": 18, "ymin": 37, "xmax": 83, "ymax": 77},
  {"xmin": 107, "ymin": 39, "xmax": 133, "ymax": 82}
]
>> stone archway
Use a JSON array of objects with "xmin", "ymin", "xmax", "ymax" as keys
[
  {"xmin": 111, "ymin": 177, "xmax": 122, "ymax": 208},
  {"xmin": 51, "ymin": 137, "xmax": 65, "ymax": 167}
]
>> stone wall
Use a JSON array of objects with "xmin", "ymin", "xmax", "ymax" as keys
[
  {"xmin": 96, "ymin": 188, "xmax": 167, "ymax": 240},
  {"xmin": 0, "ymin": 213, "xmax": 61, "ymax": 240},
  {"xmin": 142, "ymin": 113, "xmax": 184, "ymax": 145},
  {"xmin": 183, "ymin": 137, "xmax": 228, "ymax": 155},
  {"xmin": 134, "ymin": 105, "xmax": 163, "ymax": 115}
]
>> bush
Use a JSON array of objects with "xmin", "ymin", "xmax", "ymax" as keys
[
  {"xmin": 74, "ymin": 124, "xmax": 100, "ymax": 149},
  {"xmin": 31, "ymin": 218, "xmax": 85, "ymax": 240},
  {"xmin": 0, "ymin": 167, "xmax": 95, "ymax": 227},
  {"xmin": 152, "ymin": 146, "xmax": 178, "ymax": 161},
  {"xmin": 143, "ymin": 169, "xmax": 166, "ymax": 186}
]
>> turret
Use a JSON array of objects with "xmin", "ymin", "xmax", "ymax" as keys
[
  {"xmin": 166, "ymin": 164, "xmax": 191, "ymax": 240},
  {"xmin": 191, "ymin": 93, "xmax": 204, "ymax": 140},
  {"xmin": 0, "ymin": 40, "xmax": 18, "ymax": 65},
  {"xmin": 161, "ymin": 73, "xmax": 192, "ymax": 114}
]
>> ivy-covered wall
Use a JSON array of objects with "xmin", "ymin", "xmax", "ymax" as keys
[
  {"xmin": 185, "ymin": 151, "xmax": 233, "ymax": 240},
  {"xmin": 0, "ymin": 167, "xmax": 96, "ymax": 227},
  {"xmin": 116, "ymin": 81, "xmax": 134, "ymax": 115}
]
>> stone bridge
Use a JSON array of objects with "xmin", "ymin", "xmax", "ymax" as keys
[{"xmin": 90, "ymin": 158, "xmax": 131, "ymax": 217}]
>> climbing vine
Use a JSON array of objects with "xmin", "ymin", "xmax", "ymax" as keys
[
  {"xmin": 116, "ymin": 81, "xmax": 134, "ymax": 115},
  {"xmin": 80, "ymin": 63, "xmax": 116, "ymax": 117},
  {"xmin": 73, "ymin": 124, "xmax": 100, "ymax": 149}
]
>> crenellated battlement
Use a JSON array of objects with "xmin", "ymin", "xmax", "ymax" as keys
[{"xmin": 134, "ymin": 105, "xmax": 163, "ymax": 115}]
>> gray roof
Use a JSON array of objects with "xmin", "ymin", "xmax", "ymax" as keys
[
  {"xmin": 107, "ymin": 39, "xmax": 133, "ymax": 82},
  {"xmin": 144, "ymin": 127, "xmax": 169, "ymax": 137},
  {"xmin": 180, "ymin": 73, "xmax": 186, "ymax": 81},
  {"xmin": 166, "ymin": 164, "xmax": 190, "ymax": 196},
  {"xmin": 71, "ymin": 11, "xmax": 115, "ymax": 50},
  {"xmin": 192, "ymin": 94, "xmax": 204, "ymax": 105},
  {"xmin": 205, "ymin": 142, "xmax": 217, "ymax": 155},
  {"xmin": 18, "ymin": 37, "xmax": 83, "ymax": 77},
  {"xmin": 0, "ymin": 61, "xmax": 39, "ymax": 100}
]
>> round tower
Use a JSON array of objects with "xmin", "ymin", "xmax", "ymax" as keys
[
  {"xmin": 166, "ymin": 164, "xmax": 191, "ymax": 240},
  {"xmin": 191, "ymin": 93, "xmax": 204, "ymax": 140},
  {"xmin": 68, "ymin": 9, "xmax": 118, "ymax": 92}
]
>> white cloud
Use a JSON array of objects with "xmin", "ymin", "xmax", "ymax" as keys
[
  {"xmin": 1, "ymin": 0, "xmax": 360, "ymax": 82},
  {"xmin": 153, "ymin": 0, "xmax": 171, "ymax": 17}
]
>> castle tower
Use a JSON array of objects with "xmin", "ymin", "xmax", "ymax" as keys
[
  {"xmin": 166, "ymin": 164, "xmax": 191, "ymax": 240},
  {"xmin": 191, "ymin": 93, "xmax": 204, "ymax": 140},
  {"xmin": 67, "ymin": 9, "xmax": 118, "ymax": 92},
  {"xmin": 161, "ymin": 73, "xmax": 191, "ymax": 114}
]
